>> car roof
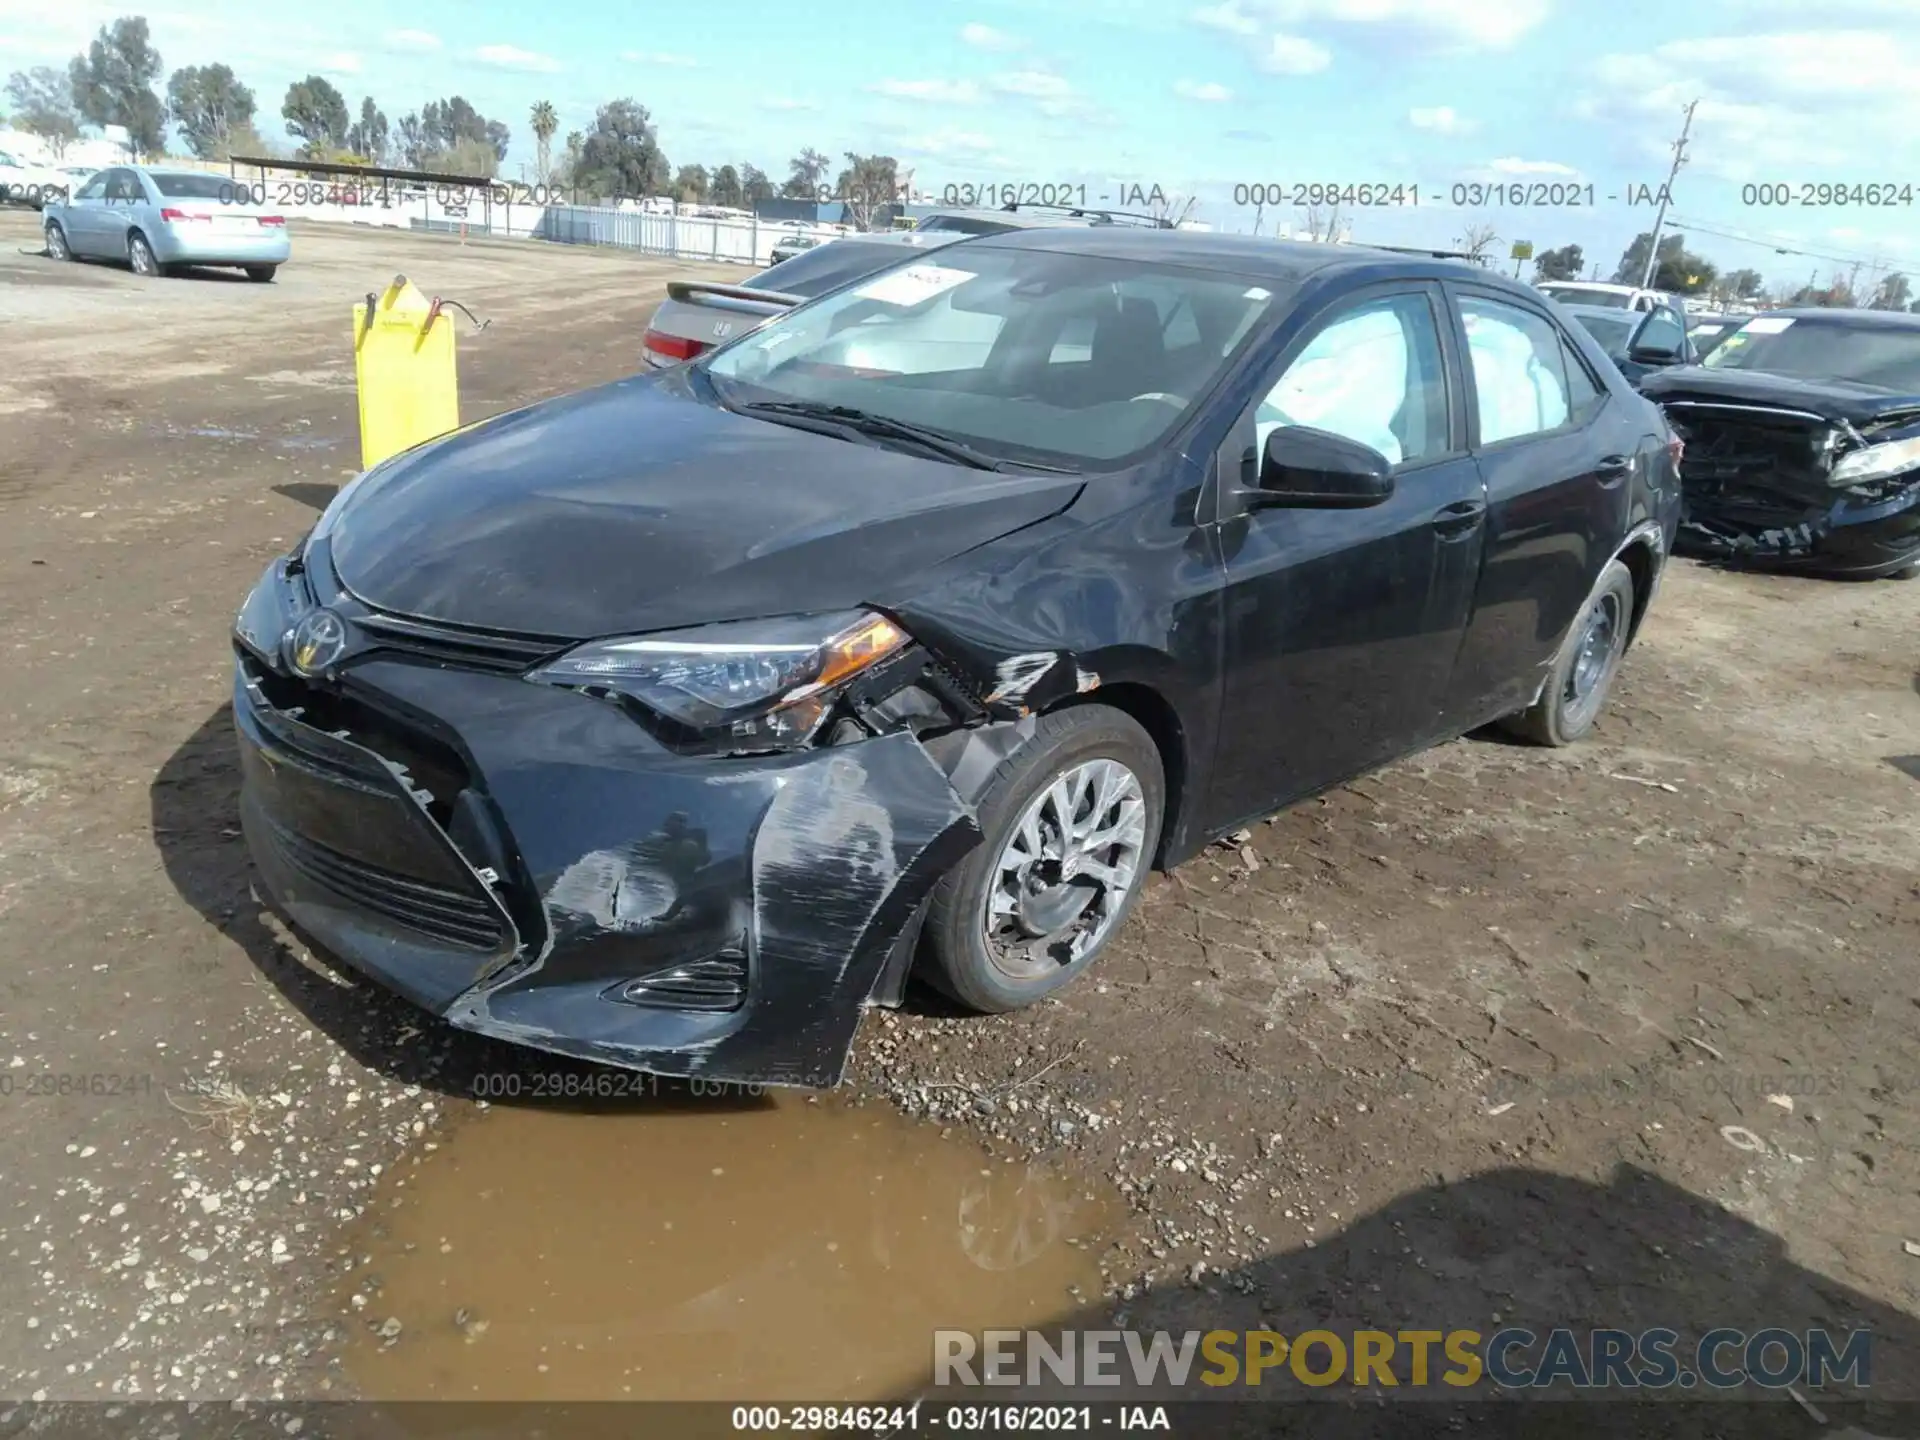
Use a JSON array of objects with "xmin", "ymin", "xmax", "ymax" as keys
[
  {"xmin": 1767, "ymin": 307, "xmax": 1920, "ymax": 328},
  {"xmin": 966, "ymin": 227, "xmax": 1554, "ymax": 295},
  {"xmin": 1558, "ymin": 303, "xmax": 1639, "ymax": 322},
  {"xmin": 1541, "ymin": 281, "xmax": 1637, "ymax": 291},
  {"xmin": 917, "ymin": 208, "xmax": 1127, "ymax": 230}
]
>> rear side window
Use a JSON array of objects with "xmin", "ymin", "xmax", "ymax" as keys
[
  {"xmin": 1459, "ymin": 295, "xmax": 1572, "ymax": 444},
  {"xmin": 752, "ymin": 241, "xmax": 932, "ymax": 298},
  {"xmin": 1560, "ymin": 338, "xmax": 1605, "ymax": 423},
  {"xmin": 151, "ymin": 173, "xmax": 234, "ymax": 199}
]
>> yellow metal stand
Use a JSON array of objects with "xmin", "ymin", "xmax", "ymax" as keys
[{"xmin": 353, "ymin": 274, "xmax": 460, "ymax": 470}]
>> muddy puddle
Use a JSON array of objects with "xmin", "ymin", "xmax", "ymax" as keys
[{"xmin": 342, "ymin": 1090, "xmax": 1113, "ymax": 1402}]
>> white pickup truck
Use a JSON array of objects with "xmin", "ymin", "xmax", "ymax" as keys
[
  {"xmin": 0, "ymin": 147, "xmax": 71, "ymax": 209},
  {"xmin": 1537, "ymin": 281, "xmax": 1678, "ymax": 314}
]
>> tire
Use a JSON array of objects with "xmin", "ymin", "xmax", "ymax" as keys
[
  {"xmin": 127, "ymin": 231, "xmax": 160, "ymax": 277},
  {"xmin": 1886, "ymin": 561, "xmax": 1919, "ymax": 581},
  {"xmin": 245, "ymin": 265, "xmax": 277, "ymax": 283},
  {"xmin": 44, "ymin": 222, "xmax": 71, "ymax": 262},
  {"xmin": 1501, "ymin": 559, "xmax": 1637, "ymax": 747},
  {"xmin": 922, "ymin": 706, "xmax": 1164, "ymax": 1013}
]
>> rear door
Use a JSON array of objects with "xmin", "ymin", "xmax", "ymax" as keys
[{"xmin": 1438, "ymin": 284, "xmax": 1639, "ymax": 728}]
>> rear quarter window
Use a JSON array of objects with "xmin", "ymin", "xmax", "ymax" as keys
[{"xmin": 752, "ymin": 242, "xmax": 935, "ymax": 298}]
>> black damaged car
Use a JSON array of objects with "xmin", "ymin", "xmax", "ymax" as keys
[
  {"xmin": 1640, "ymin": 308, "xmax": 1920, "ymax": 579},
  {"xmin": 232, "ymin": 229, "xmax": 1681, "ymax": 1087}
]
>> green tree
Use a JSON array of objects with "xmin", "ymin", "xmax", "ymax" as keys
[
  {"xmin": 345, "ymin": 96, "xmax": 388, "ymax": 165},
  {"xmin": 5, "ymin": 67, "xmax": 82, "ymax": 156},
  {"xmin": 780, "ymin": 147, "xmax": 829, "ymax": 199},
  {"xmin": 834, "ymin": 152, "xmax": 899, "ymax": 230},
  {"xmin": 709, "ymin": 163, "xmax": 742, "ymax": 208},
  {"xmin": 68, "ymin": 17, "xmax": 166, "ymax": 157},
  {"xmin": 165, "ymin": 63, "xmax": 255, "ymax": 159},
  {"xmin": 430, "ymin": 136, "xmax": 499, "ymax": 179},
  {"xmin": 1612, "ymin": 230, "xmax": 1717, "ymax": 293},
  {"xmin": 1531, "ymin": 243, "xmax": 1584, "ymax": 282},
  {"xmin": 1724, "ymin": 267, "xmax": 1764, "ymax": 299},
  {"xmin": 573, "ymin": 98, "xmax": 669, "ymax": 199},
  {"xmin": 1871, "ymin": 272, "xmax": 1911, "ymax": 311},
  {"xmin": 741, "ymin": 163, "xmax": 774, "ymax": 204},
  {"xmin": 281, "ymin": 74, "xmax": 349, "ymax": 155},
  {"xmin": 530, "ymin": 99, "xmax": 558, "ymax": 184},
  {"xmin": 672, "ymin": 163, "xmax": 709, "ymax": 202}
]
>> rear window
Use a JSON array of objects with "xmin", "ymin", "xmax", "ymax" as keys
[
  {"xmin": 752, "ymin": 241, "xmax": 944, "ymax": 299},
  {"xmin": 151, "ymin": 173, "xmax": 234, "ymax": 199},
  {"xmin": 1543, "ymin": 285, "xmax": 1633, "ymax": 310}
]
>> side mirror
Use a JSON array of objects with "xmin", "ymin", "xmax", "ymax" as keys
[
  {"xmin": 1627, "ymin": 316, "xmax": 1686, "ymax": 366},
  {"xmin": 1257, "ymin": 426, "xmax": 1396, "ymax": 508}
]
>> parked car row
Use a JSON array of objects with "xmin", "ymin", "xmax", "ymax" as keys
[
  {"xmin": 0, "ymin": 148, "xmax": 91, "ymax": 208},
  {"xmin": 233, "ymin": 219, "xmax": 1684, "ymax": 1086}
]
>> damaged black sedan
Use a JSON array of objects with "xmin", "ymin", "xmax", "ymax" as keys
[
  {"xmin": 1641, "ymin": 309, "xmax": 1920, "ymax": 578},
  {"xmin": 233, "ymin": 229, "xmax": 1680, "ymax": 1087}
]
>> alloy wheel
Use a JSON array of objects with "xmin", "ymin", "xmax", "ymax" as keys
[
  {"xmin": 129, "ymin": 235, "xmax": 157, "ymax": 276},
  {"xmin": 45, "ymin": 226, "xmax": 68, "ymax": 261},
  {"xmin": 981, "ymin": 757, "xmax": 1148, "ymax": 982}
]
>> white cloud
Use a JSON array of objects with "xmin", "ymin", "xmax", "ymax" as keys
[
  {"xmin": 1408, "ymin": 105, "xmax": 1473, "ymax": 133},
  {"xmin": 1195, "ymin": 0, "xmax": 1547, "ymax": 48},
  {"xmin": 1257, "ymin": 32, "xmax": 1332, "ymax": 72},
  {"xmin": 473, "ymin": 43, "xmax": 562, "ymax": 73},
  {"xmin": 868, "ymin": 77, "xmax": 985, "ymax": 103},
  {"xmin": 385, "ymin": 27, "xmax": 441, "ymax": 49},
  {"xmin": 990, "ymin": 69, "xmax": 1076, "ymax": 99},
  {"xmin": 898, "ymin": 129, "xmax": 1001, "ymax": 156},
  {"xmin": 1581, "ymin": 28, "xmax": 1920, "ymax": 180},
  {"xmin": 960, "ymin": 22, "xmax": 1023, "ymax": 50},
  {"xmin": 1175, "ymin": 78, "xmax": 1236, "ymax": 101},
  {"xmin": 1192, "ymin": 0, "xmax": 1262, "ymax": 33},
  {"xmin": 1485, "ymin": 156, "xmax": 1579, "ymax": 176},
  {"xmin": 622, "ymin": 50, "xmax": 698, "ymax": 67},
  {"xmin": 318, "ymin": 52, "xmax": 361, "ymax": 75}
]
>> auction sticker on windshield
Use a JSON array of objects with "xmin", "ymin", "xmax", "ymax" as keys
[
  {"xmin": 854, "ymin": 264, "xmax": 977, "ymax": 306},
  {"xmin": 1741, "ymin": 317, "xmax": 1796, "ymax": 334}
]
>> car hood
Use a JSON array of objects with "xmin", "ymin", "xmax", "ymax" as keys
[
  {"xmin": 1639, "ymin": 366, "xmax": 1920, "ymax": 426},
  {"xmin": 326, "ymin": 373, "xmax": 1084, "ymax": 639}
]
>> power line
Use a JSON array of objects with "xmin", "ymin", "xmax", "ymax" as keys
[{"xmin": 1665, "ymin": 213, "xmax": 1920, "ymax": 273}]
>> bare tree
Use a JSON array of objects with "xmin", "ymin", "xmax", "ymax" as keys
[
  {"xmin": 1297, "ymin": 203, "xmax": 1343, "ymax": 242},
  {"xmin": 1455, "ymin": 223, "xmax": 1500, "ymax": 263},
  {"xmin": 1149, "ymin": 191, "xmax": 1198, "ymax": 227}
]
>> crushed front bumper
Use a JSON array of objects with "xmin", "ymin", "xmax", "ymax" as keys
[{"xmin": 231, "ymin": 559, "xmax": 983, "ymax": 1087}]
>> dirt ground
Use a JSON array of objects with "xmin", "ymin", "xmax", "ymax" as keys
[{"xmin": 1, "ymin": 208, "xmax": 1917, "ymax": 1421}]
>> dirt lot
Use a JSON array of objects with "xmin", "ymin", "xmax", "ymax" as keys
[{"xmin": 1, "ymin": 208, "xmax": 1917, "ymax": 1421}]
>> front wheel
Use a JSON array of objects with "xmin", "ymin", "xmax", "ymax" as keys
[
  {"xmin": 922, "ymin": 706, "xmax": 1164, "ymax": 1013},
  {"xmin": 1501, "ymin": 559, "xmax": 1637, "ymax": 746},
  {"xmin": 44, "ymin": 222, "xmax": 71, "ymax": 262}
]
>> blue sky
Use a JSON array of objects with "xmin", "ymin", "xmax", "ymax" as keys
[{"xmin": 9, "ymin": 0, "xmax": 1920, "ymax": 290}]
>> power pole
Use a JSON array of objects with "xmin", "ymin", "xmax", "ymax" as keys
[{"xmin": 1639, "ymin": 98, "xmax": 1699, "ymax": 291}]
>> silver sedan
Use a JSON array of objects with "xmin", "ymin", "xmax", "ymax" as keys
[{"xmin": 44, "ymin": 165, "xmax": 290, "ymax": 281}]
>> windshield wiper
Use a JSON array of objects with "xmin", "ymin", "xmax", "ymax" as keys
[{"xmin": 732, "ymin": 400, "xmax": 1078, "ymax": 473}]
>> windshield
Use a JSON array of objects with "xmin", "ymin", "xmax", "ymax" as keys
[
  {"xmin": 1542, "ymin": 285, "xmax": 1634, "ymax": 309},
  {"xmin": 751, "ymin": 240, "xmax": 948, "ymax": 299},
  {"xmin": 701, "ymin": 246, "xmax": 1285, "ymax": 467},
  {"xmin": 151, "ymin": 172, "xmax": 237, "ymax": 199},
  {"xmin": 1570, "ymin": 311, "xmax": 1636, "ymax": 362},
  {"xmin": 1703, "ymin": 317, "xmax": 1920, "ymax": 390}
]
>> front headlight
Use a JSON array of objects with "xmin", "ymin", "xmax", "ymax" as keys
[
  {"xmin": 527, "ymin": 610, "xmax": 909, "ymax": 750},
  {"xmin": 1831, "ymin": 434, "xmax": 1920, "ymax": 486}
]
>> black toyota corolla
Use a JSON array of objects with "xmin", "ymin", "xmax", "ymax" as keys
[{"xmin": 233, "ymin": 229, "xmax": 1681, "ymax": 1086}]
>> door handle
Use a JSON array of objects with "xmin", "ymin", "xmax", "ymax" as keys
[
  {"xmin": 1596, "ymin": 454, "xmax": 1632, "ymax": 487},
  {"xmin": 1431, "ymin": 498, "xmax": 1485, "ymax": 537}
]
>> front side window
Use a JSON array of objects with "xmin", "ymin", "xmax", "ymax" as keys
[
  {"xmin": 702, "ymin": 246, "xmax": 1288, "ymax": 467},
  {"xmin": 74, "ymin": 174, "xmax": 108, "ymax": 202},
  {"xmin": 1255, "ymin": 293, "xmax": 1449, "ymax": 467},
  {"xmin": 1459, "ymin": 295, "xmax": 1573, "ymax": 444}
]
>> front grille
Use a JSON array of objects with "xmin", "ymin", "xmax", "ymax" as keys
[
  {"xmin": 613, "ymin": 951, "xmax": 748, "ymax": 1012},
  {"xmin": 353, "ymin": 611, "xmax": 566, "ymax": 675},
  {"xmin": 254, "ymin": 810, "xmax": 507, "ymax": 951}
]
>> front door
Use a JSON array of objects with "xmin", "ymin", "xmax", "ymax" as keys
[
  {"xmin": 1206, "ymin": 283, "xmax": 1488, "ymax": 828},
  {"xmin": 62, "ymin": 170, "xmax": 112, "ymax": 255}
]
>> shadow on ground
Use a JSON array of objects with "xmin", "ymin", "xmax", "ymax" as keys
[
  {"xmin": 150, "ymin": 704, "xmax": 768, "ymax": 1119},
  {"xmin": 884, "ymin": 1164, "xmax": 1920, "ymax": 1437}
]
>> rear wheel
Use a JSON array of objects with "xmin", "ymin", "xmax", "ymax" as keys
[
  {"xmin": 1501, "ymin": 559, "xmax": 1636, "ymax": 747},
  {"xmin": 127, "ymin": 231, "xmax": 160, "ymax": 277},
  {"xmin": 44, "ymin": 222, "xmax": 70, "ymax": 262},
  {"xmin": 922, "ymin": 706, "xmax": 1163, "ymax": 1013},
  {"xmin": 245, "ymin": 264, "xmax": 277, "ymax": 283}
]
